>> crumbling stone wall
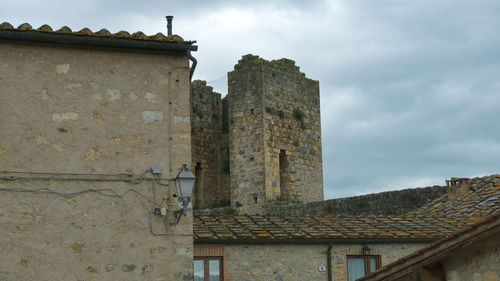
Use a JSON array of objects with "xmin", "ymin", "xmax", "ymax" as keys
[
  {"xmin": 262, "ymin": 185, "xmax": 447, "ymax": 216},
  {"xmin": 190, "ymin": 81, "xmax": 229, "ymax": 208},
  {"xmin": 0, "ymin": 41, "xmax": 193, "ymax": 280},
  {"xmin": 227, "ymin": 55, "xmax": 323, "ymax": 213},
  {"xmin": 190, "ymin": 55, "xmax": 323, "ymax": 213},
  {"xmin": 260, "ymin": 56, "xmax": 323, "ymax": 203},
  {"xmin": 227, "ymin": 55, "xmax": 268, "ymax": 212}
]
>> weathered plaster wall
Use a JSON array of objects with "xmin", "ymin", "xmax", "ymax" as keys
[
  {"xmin": 190, "ymin": 80, "xmax": 229, "ymax": 208},
  {"xmin": 0, "ymin": 42, "xmax": 193, "ymax": 280},
  {"xmin": 0, "ymin": 180, "xmax": 193, "ymax": 281},
  {"xmin": 221, "ymin": 243, "xmax": 427, "ymax": 281},
  {"xmin": 0, "ymin": 42, "xmax": 190, "ymax": 175},
  {"xmin": 442, "ymin": 235, "xmax": 500, "ymax": 281}
]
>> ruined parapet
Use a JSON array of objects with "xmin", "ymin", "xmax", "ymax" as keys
[
  {"xmin": 190, "ymin": 80, "xmax": 229, "ymax": 208},
  {"xmin": 262, "ymin": 185, "xmax": 447, "ymax": 216},
  {"xmin": 228, "ymin": 55, "xmax": 323, "ymax": 213}
]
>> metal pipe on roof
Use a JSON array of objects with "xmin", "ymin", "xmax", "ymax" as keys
[{"xmin": 166, "ymin": 15, "xmax": 173, "ymax": 36}]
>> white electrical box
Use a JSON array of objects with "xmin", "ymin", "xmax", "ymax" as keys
[
  {"xmin": 318, "ymin": 265, "xmax": 326, "ymax": 272},
  {"xmin": 152, "ymin": 165, "xmax": 163, "ymax": 175},
  {"xmin": 160, "ymin": 207, "xmax": 167, "ymax": 216}
]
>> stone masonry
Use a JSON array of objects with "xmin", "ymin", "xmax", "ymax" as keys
[
  {"xmin": 0, "ymin": 36, "xmax": 194, "ymax": 280},
  {"xmin": 218, "ymin": 243, "xmax": 426, "ymax": 281},
  {"xmin": 191, "ymin": 54, "xmax": 323, "ymax": 213},
  {"xmin": 190, "ymin": 80, "xmax": 229, "ymax": 208},
  {"xmin": 262, "ymin": 185, "xmax": 446, "ymax": 216},
  {"xmin": 228, "ymin": 55, "xmax": 323, "ymax": 212}
]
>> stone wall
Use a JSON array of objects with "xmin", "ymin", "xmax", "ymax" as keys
[
  {"xmin": 263, "ymin": 185, "xmax": 446, "ymax": 216},
  {"xmin": 227, "ymin": 54, "xmax": 323, "ymax": 213},
  {"xmin": 190, "ymin": 55, "xmax": 324, "ymax": 214},
  {"xmin": 442, "ymin": 233, "xmax": 500, "ymax": 281},
  {"xmin": 227, "ymin": 55, "xmax": 267, "ymax": 212},
  {"xmin": 0, "ymin": 41, "xmax": 193, "ymax": 280},
  {"xmin": 261, "ymin": 56, "xmax": 323, "ymax": 203},
  {"xmin": 190, "ymin": 80, "xmax": 229, "ymax": 208},
  {"xmin": 219, "ymin": 242, "xmax": 426, "ymax": 281}
]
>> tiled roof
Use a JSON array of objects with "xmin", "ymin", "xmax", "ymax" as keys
[
  {"xmin": 405, "ymin": 175, "xmax": 500, "ymax": 218},
  {"xmin": 194, "ymin": 214, "xmax": 476, "ymax": 242},
  {"xmin": 358, "ymin": 211, "xmax": 500, "ymax": 281},
  {"xmin": 194, "ymin": 175, "xmax": 500, "ymax": 242},
  {"xmin": 0, "ymin": 21, "xmax": 193, "ymax": 44}
]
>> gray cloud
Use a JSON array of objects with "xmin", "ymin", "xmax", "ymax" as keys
[{"xmin": 2, "ymin": 0, "xmax": 499, "ymax": 199}]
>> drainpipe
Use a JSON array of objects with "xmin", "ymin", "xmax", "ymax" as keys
[
  {"xmin": 165, "ymin": 15, "xmax": 197, "ymax": 80},
  {"xmin": 327, "ymin": 243, "xmax": 333, "ymax": 281},
  {"xmin": 187, "ymin": 49, "xmax": 197, "ymax": 81}
]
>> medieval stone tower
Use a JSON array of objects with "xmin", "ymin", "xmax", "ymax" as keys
[{"xmin": 191, "ymin": 54, "xmax": 323, "ymax": 213}]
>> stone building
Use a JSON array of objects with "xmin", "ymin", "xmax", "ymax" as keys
[
  {"xmin": 359, "ymin": 211, "xmax": 500, "ymax": 281},
  {"xmin": 193, "ymin": 175, "xmax": 500, "ymax": 281},
  {"xmin": 191, "ymin": 55, "xmax": 323, "ymax": 213},
  {"xmin": 1, "ymin": 18, "xmax": 498, "ymax": 281},
  {"xmin": 0, "ymin": 21, "xmax": 197, "ymax": 280},
  {"xmin": 189, "ymin": 51, "xmax": 499, "ymax": 281},
  {"xmin": 190, "ymin": 80, "xmax": 230, "ymax": 208}
]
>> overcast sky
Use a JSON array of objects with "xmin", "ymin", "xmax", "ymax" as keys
[{"xmin": 3, "ymin": 0, "xmax": 500, "ymax": 199}]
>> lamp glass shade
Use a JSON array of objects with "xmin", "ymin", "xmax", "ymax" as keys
[
  {"xmin": 175, "ymin": 165, "xmax": 196, "ymax": 199},
  {"xmin": 362, "ymin": 245, "xmax": 371, "ymax": 255}
]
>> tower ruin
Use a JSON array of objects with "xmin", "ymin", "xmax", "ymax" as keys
[{"xmin": 191, "ymin": 54, "xmax": 323, "ymax": 213}]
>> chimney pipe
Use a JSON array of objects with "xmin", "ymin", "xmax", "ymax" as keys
[{"xmin": 166, "ymin": 15, "xmax": 173, "ymax": 36}]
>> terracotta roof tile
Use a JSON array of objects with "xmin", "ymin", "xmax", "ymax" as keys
[
  {"xmin": 406, "ymin": 175, "xmax": 500, "ymax": 218},
  {"xmin": 194, "ymin": 175, "xmax": 499, "ymax": 242},
  {"xmin": 358, "ymin": 212, "xmax": 500, "ymax": 281},
  {"xmin": 194, "ymin": 214, "xmax": 477, "ymax": 241},
  {"xmin": 0, "ymin": 21, "xmax": 193, "ymax": 44}
]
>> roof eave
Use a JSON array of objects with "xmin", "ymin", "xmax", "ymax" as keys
[
  {"xmin": 193, "ymin": 237, "xmax": 439, "ymax": 245},
  {"xmin": 358, "ymin": 212, "xmax": 500, "ymax": 281},
  {"xmin": 0, "ymin": 29, "xmax": 198, "ymax": 52}
]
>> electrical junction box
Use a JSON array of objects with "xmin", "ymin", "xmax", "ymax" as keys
[
  {"xmin": 152, "ymin": 165, "xmax": 162, "ymax": 175},
  {"xmin": 161, "ymin": 207, "xmax": 167, "ymax": 216},
  {"xmin": 318, "ymin": 265, "xmax": 326, "ymax": 272}
]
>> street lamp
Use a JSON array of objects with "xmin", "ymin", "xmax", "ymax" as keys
[
  {"xmin": 362, "ymin": 245, "xmax": 371, "ymax": 255},
  {"xmin": 174, "ymin": 164, "xmax": 196, "ymax": 224}
]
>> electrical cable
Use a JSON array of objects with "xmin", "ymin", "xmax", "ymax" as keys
[
  {"xmin": 0, "ymin": 168, "xmax": 189, "ymax": 237},
  {"xmin": 208, "ymin": 75, "xmax": 227, "ymax": 84},
  {"xmin": 0, "ymin": 170, "xmax": 131, "ymax": 176},
  {"xmin": 0, "ymin": 169, "xmax": 174, "ymax": 184}
]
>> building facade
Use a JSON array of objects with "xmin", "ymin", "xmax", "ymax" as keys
[
  {"xmin": 359, "ymin": 212, "xmax": 500, "ymax": 281},
  {"xmin": 194, "ymin": 175, "xmax": 500, "ymax": 281},
  {"xmin": 0, "ymin": 22, "xmax": 196, "ymax": 280}
]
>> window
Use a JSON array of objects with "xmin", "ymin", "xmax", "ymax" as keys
[
  {"xmin": 279, "ymin": 149, "xmax": 291, "ymax": 199},
  {"xmin": 347, "ymin": 255, "xmax": 381, "ymax": 281},
  {"xmin": 194, "ymin": 257, "xmax": 222, "ymax": 281}
]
